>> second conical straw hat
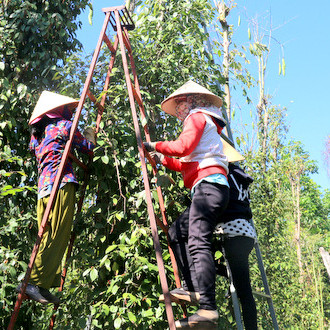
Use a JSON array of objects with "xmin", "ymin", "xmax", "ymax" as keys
[
  {"xmin": 161, "ymin": 80, "xmax": 223, "ymax": 116},
  {"xmin": 28, "ymin": 91, "xmax": 78, "ymax": 125},
  {"xmin": 221, "ymin": 138, "xmax": 245, "ymax": 163}
]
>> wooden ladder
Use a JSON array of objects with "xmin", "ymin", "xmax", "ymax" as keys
[{"xmin": 8, "ymin": 6, "xmax": 181, "ymax": 330}]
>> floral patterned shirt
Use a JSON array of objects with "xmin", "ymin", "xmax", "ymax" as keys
[{"xmin": 29, "ymin": 119, "xmax": 94, "ymax": 197}]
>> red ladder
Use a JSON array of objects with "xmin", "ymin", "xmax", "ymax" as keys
[{"xmin": 8, "ymin": 5, "xmax": 183, "ymax": 330}]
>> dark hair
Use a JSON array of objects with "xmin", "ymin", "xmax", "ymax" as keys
[{"xmin": 30, "ymin": 116, "xmax": 56, "ymax": 140}]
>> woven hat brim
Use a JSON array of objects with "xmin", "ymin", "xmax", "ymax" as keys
[
  {"xmin": 161, "ymin": 80, "xmax": 223, "ymax": 116},
  {"xmin": 221, "ymin": 138, "xmax": 245, "ymax": 162},
  {"xmin": 29, "ymin": 91, "xmax": 78, "ymax": 125}
]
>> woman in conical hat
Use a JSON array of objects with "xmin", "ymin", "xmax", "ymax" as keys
[
  {"xmin": 28, "ymin": 91, "xmax": 79, "ymax": 125},
  {"xmin": 214, "ymin": 161, "xmax": 258, "ymax": 329},
  {"xmin": 16, "ymin": 91, "xmax": 96, "ymax": 305},
  {"xmin": 144, "ymin": 80, "xmax": 233, "ymax": 328}
]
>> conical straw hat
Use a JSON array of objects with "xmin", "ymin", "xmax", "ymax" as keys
[
  {"xmin": 221, "ymin": 138, "xmax": 245, "ymax": 163},
  {"xmin": 161, "ymin": 80, "xmax": 223, "ymax": 116},
  {"xmin": 28, "ymin": 91, "xmax": 78, "ymax": 125}
]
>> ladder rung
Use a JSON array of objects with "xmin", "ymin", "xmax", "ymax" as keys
[
  {"xmin": 69, "ymin": 152, "xmax": 88, "ymax": 171},
  {"xmin": 103, "ymin": 34, "xmax": 116, "ymax": 54},
  {"xmin": 131, "ymin": 84, "xmax": 143, "ymax": 108},
  {"xmin": 122, "ymin": 31, "xmax": 132, "ymax": 53},
  {"xmin": 87, "ymin": 90, "xmax": 104, "ymax": 114},
  {"xmin": 155, "ymin": 215, "xmax": 168, "ymax": 233},
  {"xmin": 252, "ymin": 290, "xmax": 271, "ymax": 299}
]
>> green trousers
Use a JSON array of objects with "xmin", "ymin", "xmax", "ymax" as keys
[{"xmin": 30, "ymin": 183, "xmax": 76, "ymax": 289}]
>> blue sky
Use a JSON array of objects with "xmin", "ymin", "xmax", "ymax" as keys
[{"xmin": 76, "ymin": 0, "xmax": 330, "ymax": 191}]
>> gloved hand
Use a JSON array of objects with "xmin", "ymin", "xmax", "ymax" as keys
[
  {"xmin": 150, "ymin": 151, "xmax": 164, "ymax": 165},
  {"xmin": 143, "ymin": 141, "xmax": 157, "ymax": 152},
  {"xmin": 84, "ymin": 127, "xmax": 96, "ymax": 145}
]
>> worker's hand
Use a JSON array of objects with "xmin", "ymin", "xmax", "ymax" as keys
[
  {"xmin": 84, "ymin": 127, "xmax": 96, "ymax": 145},
  {"xmin": 143, "ymin": 141, "xmax": 157, "ymax": 152},
  {"xmin": 150, "ymin": 151, "xmax": 164, "ymax": 165}
]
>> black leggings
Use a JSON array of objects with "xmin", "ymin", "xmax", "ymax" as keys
[
  {"xmin": 220, "ymin": 236, "xmax": 257, "ymax": 330},
  {"xmin": 168, "ymin": 182, "xmax": 229, "ymax": 310}
]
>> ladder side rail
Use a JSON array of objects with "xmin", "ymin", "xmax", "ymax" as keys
[
  {"xmin": 125, "ymin": 30, "xmax": 168, "ymax": 226},
  {"xmin": 125, "ymin": 30, "xmax": 183, "ymax": 291},
  {"xmin": 7, "ymin": 11, "xmax": 112, "ymax": 330},
  {"xmin": 103, "ymin": 34, "xmax": 116, "ymax": 54},
  {"xmin": 87, "ymin": 90, "xmax": 105, "ymax": 117},
  {"xmin": 114, "ymin": 10, "xmax": 176, "ymax": 330},
  {"xmin": 52, "ymin": 34, "xmax": 120, "ymax": 328},
  {"xmin": 49, "ymin": 13, "xmax": 117, "ymax": 329},
  {"xmin": 229, "ymin": 282, "xmax": 244, "ymax": 329},
  {"xmin": 121, "ymin": 30, "xmax": 132, "ymax": 54},
  {"xmin": 96, "ymin": 36, "xmax": 119, "ymax": 133},
  {"xmin": 147, "ymin": 157, "xmax": 183, "ymax": 291},
  {"xmin": 124, "ymin": 29, "xmax": 171, "ymax": 230},
  {"xmin": 69, "ymin": 152, "xmax": 89, "ymax": 171},
  {"xmin": 222, "ymin": 247, "xmax": 244, "ymax": 329},
  {"xmin": 144, "ymin": 156, "xmax": 183, "ymax": 291},
  {"xmin": 68, "ymin": 10, "xmax": 111, "ymax": 143},
  {"xmin": 123, "ymin": 30, "xmax": 148, "ymax": 135},
  {"xmin": 249, "ymin": 220, "xmax": 279, "ymax": 330},
  {"xmin": 100, "ymin": 36, "xmax": 119, "ymax": 104}
]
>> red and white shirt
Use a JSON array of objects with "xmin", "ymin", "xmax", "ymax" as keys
[{"xmin": 156, "ymin": 110, "xmax": 228, "ymax": 189}]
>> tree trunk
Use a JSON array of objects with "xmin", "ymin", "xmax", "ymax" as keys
[
  {"xmin": 125, "ymin": 0, "xmax": 136, "ymax": 15},
  {"xmin": 290, "ymin": 169, "xmax": 304, "ymax": 284},
  {"xmin": 319, "ymin": 247, "xmax": 330, "ymax": 279},
  {"xmin": 256, "ymin": 55, "xmax": 268, "ymax": 172},
  {"xmin": 217, "ymin": 1, "xmax": 231, "ymax": 124},
  {"xmin": 295, "ymin": 179, "xmax": 303, "ymax": 283}
]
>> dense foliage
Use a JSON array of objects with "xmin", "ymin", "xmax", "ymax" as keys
[
  {"xmin": 1, "ymin": 0, "xmax": 329, "ymax": 329},
  {"xmin": 0, "ymin": 0, "xmax": 89, "ymax": 327}
]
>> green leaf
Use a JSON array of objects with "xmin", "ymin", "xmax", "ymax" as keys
[
  {"xmin": 82, "ymin": 268, "xmax": 90, "ymax": 277},
  {"xmin": 214, "ymin": 250, "xmax": 222, "ymax": 260},
  {"xmin": 114, "ymin": 318, "xmax": 122, "ymax": 329},
  {"xmin": 105, "ymin": 245, "xmax": 117, "ymax": 254},
  {"xmin": 90, "ymin": 268, "xmax": 98, "ymax": 282},
  {"xmin": 101, "ymin": 155, "xmax": 109, "ymax": 164},
  {"xmin": 88, "ymin": 8, "xmax": 93, "ymax": 26},
  {"xmin": 111, "ymin": 284, "xmax": 119, "ymax": 295},
  {"xmin": 102, "ymin": 304, "xmax": 110, "ymax": 316},
  {"xmin": 128, "ymin": 311, "xmax": 137, "ymax": 323},
  {"xmin": 99, "ymin": 254, "xmax": 108, "ymax": 267}
]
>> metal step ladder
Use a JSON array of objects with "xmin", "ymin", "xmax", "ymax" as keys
[
  {"xmin": 219, "ymin": 110, "xmax": 279, "ymax": 328},
  {"xmin": 221, "ymin": 221, "xmax": 279, "ymax": 329}
]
